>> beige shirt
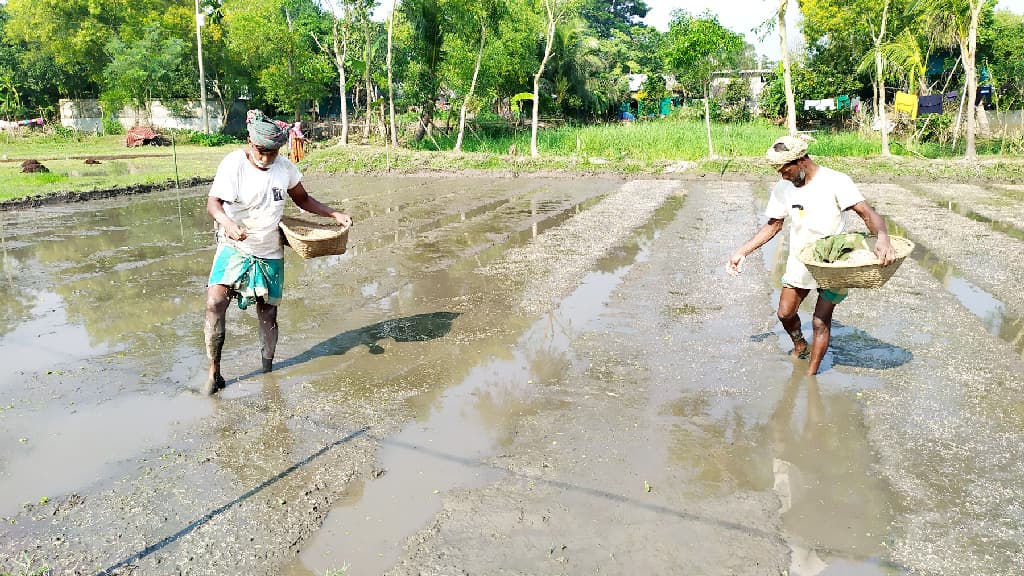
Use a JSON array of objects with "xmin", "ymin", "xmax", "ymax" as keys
[{"xmin": 765, "ymin": 167, "xmax": 865, "ymax": 288}]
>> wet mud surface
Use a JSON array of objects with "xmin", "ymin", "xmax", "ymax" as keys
[{"xmin": 1, "ymin": 173, "xmax": 1023, "ymax": 575}]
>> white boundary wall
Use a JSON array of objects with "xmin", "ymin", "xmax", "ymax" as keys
[{"xmin": 59, "ymin": 99, "xmax": 224, "ymax": 132}]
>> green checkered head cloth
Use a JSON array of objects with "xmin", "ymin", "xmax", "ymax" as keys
[{"xmin": 246, "ymin": 109, "xmax": 289, "ymax": 149}]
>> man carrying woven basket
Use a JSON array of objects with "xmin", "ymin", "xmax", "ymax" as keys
[
  {"xmin": 201, "ymin": 109, "xmax": 353, "ymax": 395},
  {"xmin": 727, "ymin": 136, "xmax": 895, "ymax": 375}
]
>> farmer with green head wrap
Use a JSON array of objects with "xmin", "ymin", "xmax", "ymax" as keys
[
  {"xmin": 201, "ymin": 109, "xmax": 353, "ymax": 395},
  {"xmin": 727, "ymin": 135, "xmax": 894, "ymax": 375}
]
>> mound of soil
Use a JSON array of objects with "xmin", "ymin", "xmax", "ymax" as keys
[{"xmin": 21, "ymin": 159, "xmax": 49, "ymax": 173}]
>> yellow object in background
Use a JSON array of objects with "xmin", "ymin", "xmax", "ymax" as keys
[{"xmin": 895, "ymin": 91, "xmax": 918, "ymax": 120}]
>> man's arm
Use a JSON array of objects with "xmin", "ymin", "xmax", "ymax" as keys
[
  {"xmin": 207, "ymin": 196, "xmax": 247, "ymax": 241},
  {"xmin": 728, "ymin": 218, "xmax": 785, "ymax": 276},
  {"xmin": 848, "ymin": 201, "xmax": 895, "ymax": 265},
  {"xmin": 287, "ymin": 182, "xmax": 353, "ymax": 227}
]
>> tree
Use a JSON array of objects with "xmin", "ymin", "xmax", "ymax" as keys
[
  {"xmin": 401, "ymin": 0, "xmax": 447, "ymax": 142},
  {"xmin": 912, "ymin": 0, "xmax": 993, "ymax": 160},
  {"xmin": 985, "ymin": 9, "xmax": 1024, "ymax": 110},
  {"xmin": 223, "ymin": 0, "xmax": 332, "ymax": 120},
  {"xmin": 778, "ymin": 0, "xmax": 797, "ymax": 135},
  {"xmin": 312, "ymin": 0, "xmax": 372, "ymax": 145},
  {"xmin": 101, "ymin": 24, "xmax": 188, "ymax": 124},
  {"xmin": 579, "ymin": 0, "xmax": 649, "ymax": 38},
  {"xmin": 663, "ymin": 11, "xmax": 745, "ymax": 159},
  {"xmin": 450, "ymin": 0, "xmax": 508, "ymax": 152},
  {"xmin": 387, "ymin": 1, "xmax": 399, "ymax": 146},
  {"xmin": 531, "ymin": 0, "xmax": 579, "ymax": 157}
]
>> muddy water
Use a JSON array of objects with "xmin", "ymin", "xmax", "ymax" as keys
[{"xmin": 289, "ymin": 194, "xmax": 684, "ymax": 575}]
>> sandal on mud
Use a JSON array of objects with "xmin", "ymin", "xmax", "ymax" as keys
[{"xmin": 201, "ymin": 373, "xmax": 226, "ymax": 396}]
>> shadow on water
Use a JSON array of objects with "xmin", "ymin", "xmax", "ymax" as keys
[
  {"xmin": 748, "ymin": 322, "xmax": 913, "ymax": 371},
  {"xmin": 227, "ymin": 312, "xmax": 461, "ymax": 386},
  {"xmin": 828, "ymin": 321, "xmax": 913, "ymax": 370}
]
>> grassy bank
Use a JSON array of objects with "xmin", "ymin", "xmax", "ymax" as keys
[
  {"xmin": 2, "ymin": 120, "xmax": 1023, "ymax": 204},
  {"xmin": 0, "ymin": 133, "xmax": 232, "ymax": 202},
  {"xmin": 408, "ymin": 118, "xmax": 1018, "ymax": 162}
]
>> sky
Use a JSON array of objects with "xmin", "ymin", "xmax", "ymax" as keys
[{"xmin": 642, "ymin": 0, "xmax": 1024, "ymax": 61}]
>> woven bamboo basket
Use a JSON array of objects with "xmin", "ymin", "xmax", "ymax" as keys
[
  {"xmin": 797, "ymin": 235, "xmax": 915, "ymax": 289},
  {"xmin": 279, "ymin": 215, "xmax": 350, "ymax": 259}
]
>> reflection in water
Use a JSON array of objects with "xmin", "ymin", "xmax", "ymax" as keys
[
  {"xmin": 769, "ymin": 368, "xmax": 899, "ymax": 575},
  {"xmin": 886, "ymin": 219, "xmax": 1024, "ymax": 356},
  {"xmin": 292, "ymin": 195, "xmax": 685, "ymax": 576},
  {"xmin": 214, "ymin": 373, "xmax": 296, "ymax": 486}
]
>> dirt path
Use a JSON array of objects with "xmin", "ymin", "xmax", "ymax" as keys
[{"xmin": 1, "ymin": 174, "xmax": 1023, "ymax": 575}]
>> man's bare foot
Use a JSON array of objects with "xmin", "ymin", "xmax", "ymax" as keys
[
  {"xmin": 790, "ymin": 340, "xmax": 810, "ymax": 360},
  {"xmin": 201, "ymin": 373, "xmax": 226, "ymax": 395}
]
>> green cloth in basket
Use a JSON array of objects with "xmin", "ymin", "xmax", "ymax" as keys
[{"xmin": 813, "ymin": 233, "xmax": 869, "ymax": 264}]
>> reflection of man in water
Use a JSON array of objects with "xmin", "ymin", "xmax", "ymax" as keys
[
  {"xmin": 202, "ymin": 109, "xmax": 353, "ymax": 395},
  {"xmin": 769, "ymin": 369, "xmax": 892, "ymax": 573},
  {"xmin": 728, "ymin": 136, "xmax": 895, "ymax": 374}
]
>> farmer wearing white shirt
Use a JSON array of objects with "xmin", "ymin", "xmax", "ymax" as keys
[
  {"xmin": 728, "ymin": 136, "xmax": 895, "ymax": 375},
  {"xmin": 202, "ymin": 109, "xmax": 353, "ymax": 395}
]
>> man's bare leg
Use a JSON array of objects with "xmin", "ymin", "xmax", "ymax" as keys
[
  {"xmin": 778, "ymin": 286, "xmax": 810, "ymax": 358},
  {"xmin": 256, "ymin": 301, "xmax": 278, "ymax": 373},
  {"xmin": 807, "ymin": 296, "xmax": 838, "ymax": 375},
  {"xmin": 203, "ymin": 284, "xmax": 231, "ymax": 394}
]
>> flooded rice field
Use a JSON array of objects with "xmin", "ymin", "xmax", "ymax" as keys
[{"xmin": 1, "ymin": 173, "xmax": 1023, "ymax": 575}]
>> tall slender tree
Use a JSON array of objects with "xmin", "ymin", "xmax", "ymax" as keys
[{"xmin": 531, "ymin": 0, "xmax": 579, "ymax": 157}]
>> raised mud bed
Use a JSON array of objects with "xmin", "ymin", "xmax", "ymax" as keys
[{"xmin": 0, "ymin": 176, "xmax": 213, "ymax": 211}]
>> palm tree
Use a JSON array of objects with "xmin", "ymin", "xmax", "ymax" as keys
[{"xmin": 911, "ymin": 0, "xmax": 987, "ymax": 160}]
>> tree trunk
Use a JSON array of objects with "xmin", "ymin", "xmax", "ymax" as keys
[
  {"xmin": 387, "ymin": 5, "xmax": 398, "ymax": 147},
  {"xmin": 779, "ymin": 0, "xmax": 797, "ymax": 135},
  {"xmin": 362, "ymin": 27, "xmax": 372, "ymax": 144},
  {"xmin": 455, "ymin": 23, "xmax": 486, "ymax": 153},
  {"xmin": 875, "ymin": 0, "xmax": 891, "ymax": 157},
  {"xmin": 964, "ymin": 1, "xmax": 983, "ymax": 160},
  {"xmin": 532, "ymin": 1, "xmax": 557, "ymax": 158},
  {"xmin": 333, "ymin": 17, "xmax": 350, "ymax": 146},
  {"xmin": 703, "ymin": 83, "xmax": 715, "ymax": 159}
]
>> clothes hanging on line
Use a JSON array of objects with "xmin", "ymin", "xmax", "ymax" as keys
[
  {"xmin": 851, "ymin": 96, "xmax": 862, "ymax": 113},
  {"xmin": 836, "ymin": 95, "xmax": 851, "ymax": 110},
  {"xmin": 803, "ymin": 98, "xmax": 836, "ymax": 111},
  {"xmin": 977, "ymin": 85, "xmax": 994, "ymax": 110},
  {"xmin": 944, "ymin": 90, "xmax": 959, "ymax": 103},
  {"xmin": 894, "ymin": 91, "xmax": 918, "ymax": 119},
  {"xmin": 917, "ymin": 94, "xmax": 943, "ymax": 116}
]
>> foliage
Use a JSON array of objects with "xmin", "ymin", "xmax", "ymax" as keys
[
  {"xmin": 759, "ymin": 61, "xmax": 862, "ymax": 125},
  {"xmin": 984, "ymin": 9, "xmax": 1024, "ymax": 110},
  {"xmin": 638, "ymin": 73, "xmax": 665, "ymax": 115},
  {"xmin": 713, "ymin": 76, "xmax": 752, "ymax": 123},
  {"xmin": 101, "ymin": 24, "xmax": 189, "ymax": 114},
  {"xmin": 661, "ymin": 11, "xmax": 746, "ymax": 97},
  {"xmin": 579, "ymin": 0, "xmax": 649, "ymax": 38},
  {"xmin": 186, "ymin": 131, "xmax": 242, "ymax": 146}
]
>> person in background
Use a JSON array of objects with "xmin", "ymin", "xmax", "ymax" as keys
[
  {"xmin": 202, "ymin": 110, "xmax": 352, "ymax": 395},
  {"xmin": 289, "ymin": 121, "xmax": 306, "ymax": 162},
  {"xmin": 727, "ymin": 135, "xmax": 895, "ymax": 375}
]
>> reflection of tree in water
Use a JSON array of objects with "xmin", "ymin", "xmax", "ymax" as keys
[
  {"xmin": 0, "ymin": 250, "xmax": 38, "ymax": 338},
  {"xmin": 666, "ymin": 391, "xmax": 772, "ymax": 496}
]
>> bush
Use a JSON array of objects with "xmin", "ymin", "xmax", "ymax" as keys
[
  {"xmin": 188, "ymin": 132, "xmax": 241, "ymax": 146},
  {"xmin": 102, "ymin": 114, "xmax": 124, "ymax": 135}
]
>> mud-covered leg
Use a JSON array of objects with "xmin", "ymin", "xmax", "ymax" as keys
[
  {"xmin": 807, "ymin": 296, "xmax": 837, "ymax": 375},
  {"xmin": 203, "ymin": 284, "xmax": 230, "ymax": 394},
  {"xmin": 778, "ymin": 286, "xmax": 810, "ymax": 358},
  {"xmin": 257, "ymin": 301, "xmax": 278, "ymax": 373}
]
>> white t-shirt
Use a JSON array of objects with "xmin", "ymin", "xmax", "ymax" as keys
[
  {"xmin": 209, "ymin": 149, "xmax": 302, "ymax": 259},
  {"xmin": 765, "ymin": 166, "xmax": 865, "ymax": 288}
]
